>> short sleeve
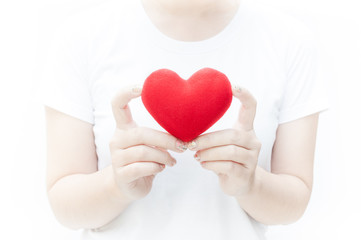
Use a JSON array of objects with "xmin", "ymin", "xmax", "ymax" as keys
[
  {"xmin": 278, "ymin": 29, "xmax": 329, "ymax": 124},
  {"xmin": 40, "ymin": 16, "xmax": 94, "ymax": 124}
]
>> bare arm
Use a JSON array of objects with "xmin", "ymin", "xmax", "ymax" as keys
[
  {"xmin": 236, "ymin": 113, "xmax": 318, "ymax": 225},
  {"xmin": 191, "ymin": 86, "xmax": 319, "ymax": 225},
  {"xmin": 45, "ymin": 106, "xmax": 131, "ymax": 230},
  {"xmin": 46, "ymin": 86, "xmax": 184, "ymax": 230}
]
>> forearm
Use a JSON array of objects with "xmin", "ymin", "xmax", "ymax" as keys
[
  {"xmin": 237, "ymin": 166, "xmax": 312, "ymax": 225},
  {"xmin": 47, "ymin": 165, "xmax": 132, "ymax": 230}
]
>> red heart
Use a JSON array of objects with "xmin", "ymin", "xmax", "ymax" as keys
[{"xmin": 141, "ymin": 68, "xmax": 233, "ymax": 142}]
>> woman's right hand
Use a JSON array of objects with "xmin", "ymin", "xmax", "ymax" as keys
[{"xmin": 109, "ymin": 85, "xmax": 187, "ymax": 201}]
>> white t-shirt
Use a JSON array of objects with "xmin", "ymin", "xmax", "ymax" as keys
[{"xmin": 41, "ymin": 0, "xmax": 328, "ymax": 239}]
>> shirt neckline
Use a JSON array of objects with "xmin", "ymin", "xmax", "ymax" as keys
[{"xmin": 136, "ymin": 0, "xmax": 247, "ymax": 54}]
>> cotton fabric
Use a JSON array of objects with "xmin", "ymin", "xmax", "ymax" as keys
[{"xmin": 41, "ymin": 0, "xmax": 328, "ymax": 239}]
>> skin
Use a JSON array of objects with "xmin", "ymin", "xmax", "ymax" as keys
[
  {"xmin": 191, "ymin": 86, "xmax": 317, "ymax": 224},
  {"xmin": 46, "ymin": 86, "xmax": 184, "ymax": 230},
  {"xmin": 46, "ymin": 0, "xmax": 319, "ymax": 230},
  {"xmin": 141, "ymin": 0, "xmax": 240, "ymax": 41}
]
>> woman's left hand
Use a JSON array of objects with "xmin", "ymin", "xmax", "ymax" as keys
[{"xmin": 188, "ymin": 86, "xmax": 261, "ymax": 197}]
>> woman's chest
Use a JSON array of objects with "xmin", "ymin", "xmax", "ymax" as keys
[{"xmin": 89, "ymin": 43, "xmax": 286, "ymax": 170}]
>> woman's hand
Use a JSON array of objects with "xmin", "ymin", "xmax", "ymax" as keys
[
  {"xmin": 188, "ymin": 86, "xmax": 261, "ymax": 197},
  {"xmin": 110, "ymin": 85, "xmax": 187, "ymax": 201}
]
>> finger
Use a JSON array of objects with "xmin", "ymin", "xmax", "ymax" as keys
[
  {"xmin": 110, "ymin": 127, "xmax": 187, "ymax": 153},
  {"xmin": 195, "ymin": 145, "xmax": 254, "ymax": 167},
  {"xmin": 232, "ymin": 85, "xmax": 257, "ymax": 131},
  {"xmin": 116, "ymin": 162, "xmax": 165, "ymax": 183},
  {"xmin": 201, "ymin": 160, "xmax": 246, "ymax": 177},
  {"xmin": 111, "ymin": 85, "xmax": 143, "ymax": 129},
  {"xmin": 188, "ymin": 129, "xmax": 258, "ymax": 151},
  {"xmin": 112, "ymin": 145, "xmax": 177, "ymax": 168}
]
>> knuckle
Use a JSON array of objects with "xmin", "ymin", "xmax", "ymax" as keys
[
  {"xmin": 109, "ymin": 129, "xmax": 127, "ymax": 150},
  {"xmin": 249, "ymin": 134, "xmax": 261, "ymax": 149},
  {"xmin": 225, "ymin": 161, "xmax": 235, "ymax": 173},
  {"xmin": 165, "ymin": 139, "xmax": 173, "ymax": 151},
  {"xmin": 111, "ymin": 89, "xmax": 126, "ymax": 105},
  {"xmin": 111, "ymin": 150, "xmax": 125, "ymax": 167},
  {"xmin": 201, "ymin": 133, "xmax": 211, "ymax": 146},
  {"xmin": 166, "ymin": 154, "xmax": 176, "ymax": 166},
  {"xmin": 165, "ymin": 136, "xmax": 177, "ymax": 151},
  {"xmin": 135, "ymin": 146, "xmax": 147, "ymax": 160},
  {"xmin": 126, "ymin": 163, "xmax": 160, "ymax": 179},
  {"xmin": 230, "ymin": 129, "xmax": 242, "ymax": 143},
  {"xmin": 158, "ymin": 151, "xmax": 170, "ymax": 165},
  {"xmin": 160, "ymin": 133, "xmax": 172, "ymax": 149},
  {"xmin": 130, "ymin": 127, "xmax": 143, "ymax": 142},
  {"xmin": 246, "ymin": 131, "xmax": 261, "ymax": 149},
  {"xmin": 161, "ymin": 151, "xmax": 169, "ymax": 161},
  {"xmin": 204, "ymin": 133, "xmax": 211, "ymax": 142},
  {"xmin": 227, "ymin": 145, "xmax": 239, "ymax": 159},
  {"xmin": 153, "ymin": 163, "xmax": 164, "ymax": 173},
  {"xmin": 246, "ymin": 90, "xmax": 257, "ymax": 106},
  {"xmin": 126, "ymin": 165, "xmax": 141, "ymax": 178}
]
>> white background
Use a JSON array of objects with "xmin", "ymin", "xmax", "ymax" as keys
[{"xmin": 0, "ymin": 0, "xmax": 360, "ymax": 239}]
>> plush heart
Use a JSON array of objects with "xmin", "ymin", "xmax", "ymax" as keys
[{"xmin": 141, "ymin": 68, "xmax": 233, "ymax": 142}]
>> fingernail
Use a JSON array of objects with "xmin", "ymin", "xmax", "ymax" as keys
[
  {"xmin": 176, "ymin": 139, "xmax": 187, "ymax": 152},
  {"xmin": 131, "ymin": 85, "xmax": 143, "ymax": 94},
  {"xmin": 233, "ymin": 85, "xmax": 242, "ymax": 93},
  {"xmin": 194, "ymin": 153, "xmax": 201, "ymax": 161},
  {"xmin": 187, "ymin": 141, "xmax": 197, "ymax": 151}
]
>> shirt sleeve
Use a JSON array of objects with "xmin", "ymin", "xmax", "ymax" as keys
[
  {"xmin": 278, "ymin": 28, "xmax": 329, "ymax": 124},
  {"xmin": 40, "ymin": 16, "xmax": 94, "ymax": 124}
]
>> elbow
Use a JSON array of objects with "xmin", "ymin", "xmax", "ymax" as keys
[
  {"xmin": 281, "ymin": 203, "xmax": 309, "ymax": 225},
  {"xmin": 46, "ymin": 174, "xmax": 87, "ymax": 230},
  {"xmin": 47, "ymin": 185, "xmax": 83, "ymax": 231},
  {"xmin": 279, "ymin": 187, "xmax": 312, "ymax": 225},
  {"xmin": 278, "ymin": 174, "xmax": 313, "ymax": 225},
  {"xmin": 261, "ymin": 200, "xmax": 310, "ymax": 226},
  {"xmin": 288, "ymin": 180, "xmax": 313, "ymax": 224},
  {"xmin": 45, "ymin": 162, "xmax": 89, "ymax": 228},
  {"xmin": 262, "ymin": 186, "xmax": 312, "ymax": 226}
]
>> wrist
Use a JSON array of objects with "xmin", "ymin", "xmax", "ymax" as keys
[
  {"xmin": 236, "ymin": 166, "xmax": 263, "ymax": 202},
  {"xmin": 103, "ymin": 166, "xmax": 133, "ymax": 207}
]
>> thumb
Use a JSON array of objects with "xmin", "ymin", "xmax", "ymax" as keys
[
  {"xmin": 111, "ymin": 85, "xmax": 143, "ymax": 129},
  {"xmin": 232, "ymin": 85, "xmax": 257, "ymax": 131}
]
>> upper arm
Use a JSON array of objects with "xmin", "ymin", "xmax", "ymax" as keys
[
  {"xmin": 271, "ymin": 113, "xmax": 319, "ymax": 190},
  {"xmin": 45, "ymin": 106, "xmax": 98, "ymax": 191}
]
